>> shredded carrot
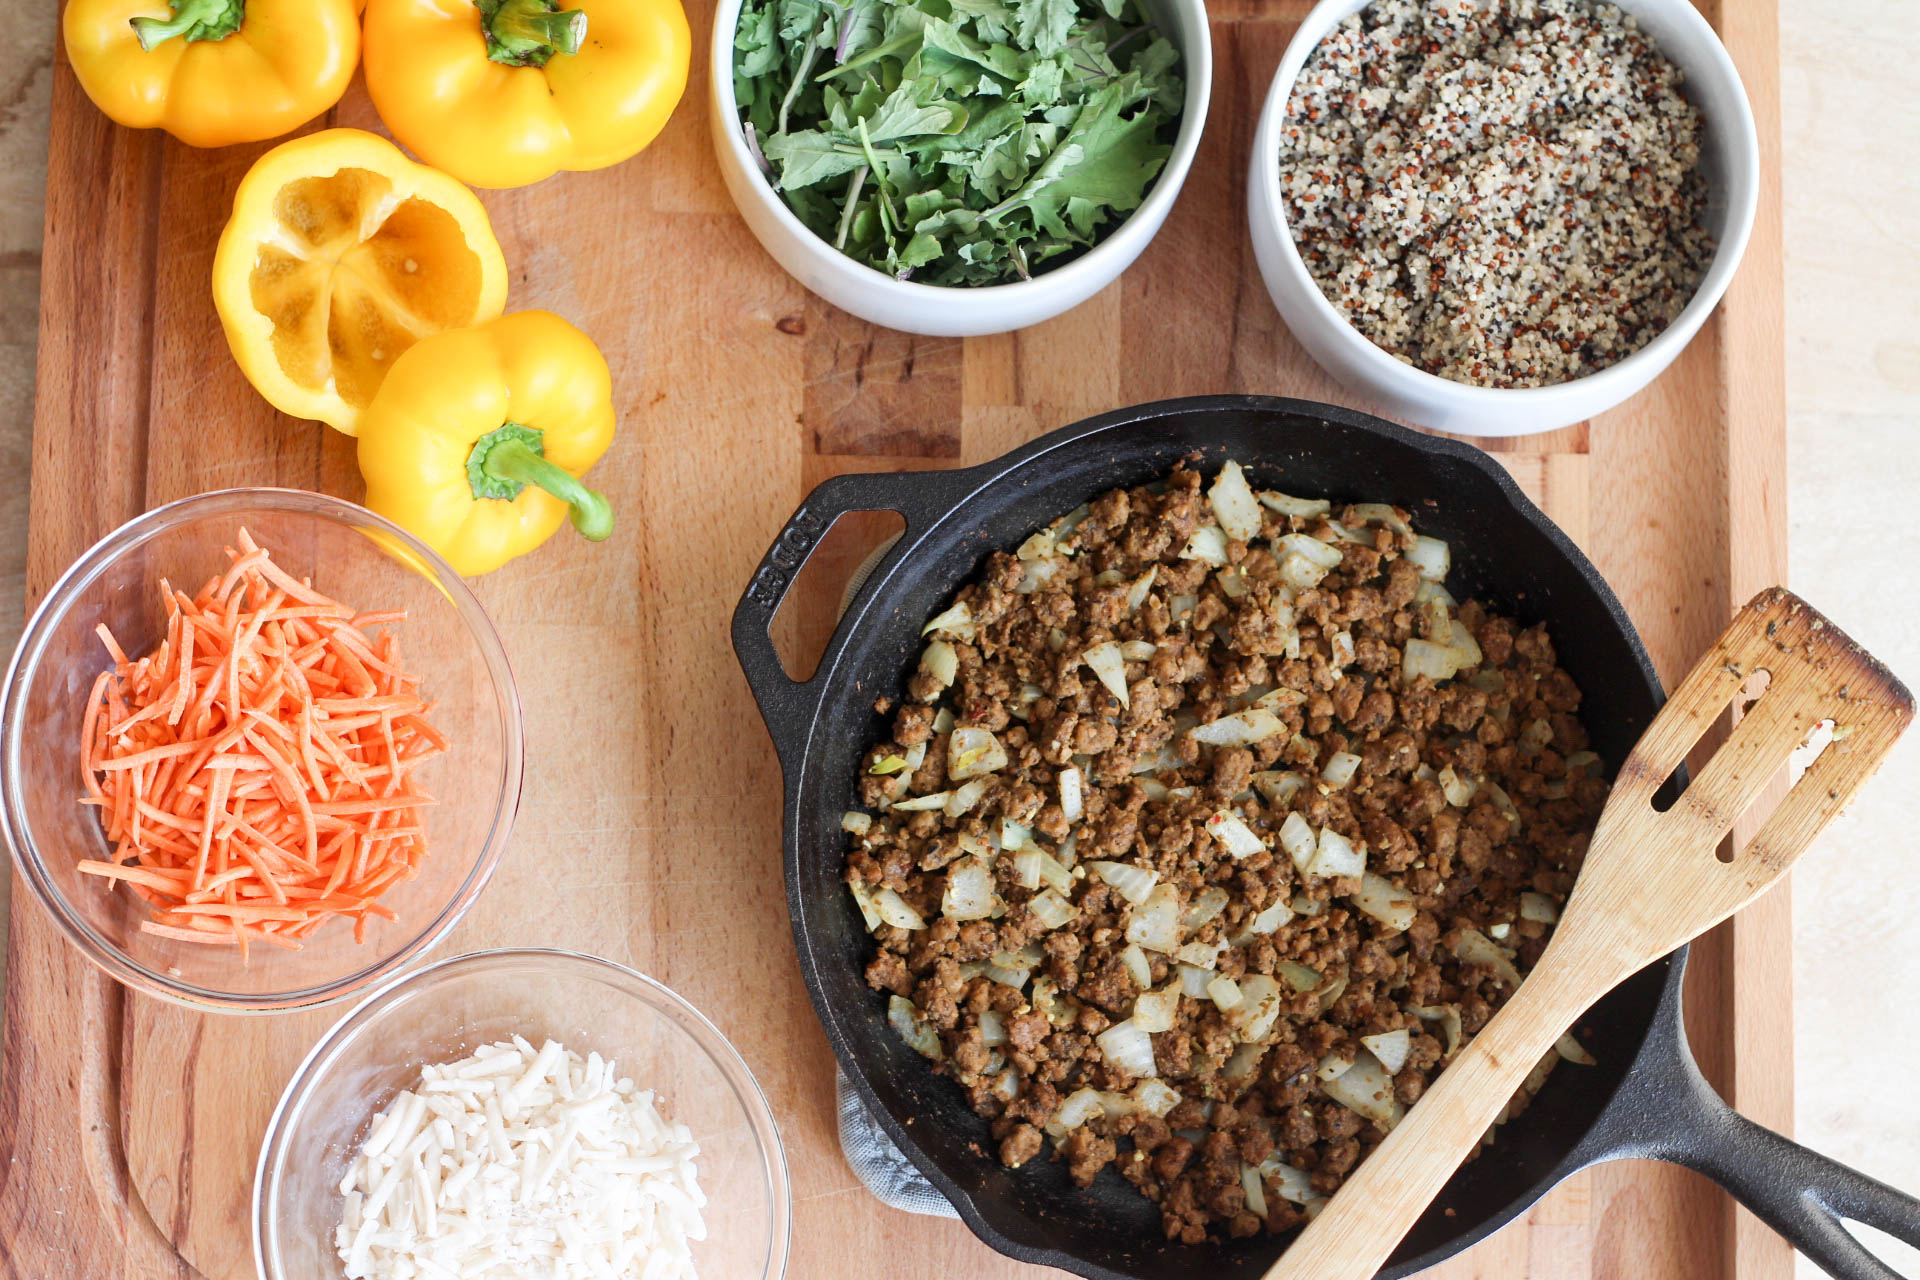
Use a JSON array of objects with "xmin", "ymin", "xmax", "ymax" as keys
[{"xmin": 77, "ymin": 530, "xmax": 447, "ymax": 956}]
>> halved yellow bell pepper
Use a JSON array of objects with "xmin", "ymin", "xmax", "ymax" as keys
[
  {"xmin": 213, "ymin": 129, "xmax": 510, "ymax": 435},
  {"xmin": 362, "ymin": 0, "xmax": 691, "ymax": 189},
  {"xmin": 64, "ymin": 0, "xmax": 361, "ymax": 148},
  {"xmin": 357, "ymin": 311, "xmax": 618, "ymax": 576}
]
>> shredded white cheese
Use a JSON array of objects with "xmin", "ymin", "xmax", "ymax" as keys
[{"xmin": 335, "ymin": 1035, "xmax": 707, "ymax": 1280}]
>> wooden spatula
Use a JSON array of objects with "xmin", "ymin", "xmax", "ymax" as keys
[{"xmin": 1263, "ymin": 588, "xmax": 1913, "ymax": 1280}]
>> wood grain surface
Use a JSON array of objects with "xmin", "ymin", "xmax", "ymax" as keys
[{"xmin": 0, "ymin": 1, "xmax": 1786, "ymax": 1277}]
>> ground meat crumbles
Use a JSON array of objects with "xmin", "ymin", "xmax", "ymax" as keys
[
  {"xmin": 841, "ymin": 461, "xmax": 1608, "ymax": 1243},
  {"xmin": 1276, "ymin": 0, "xmax": 1716, "ymax": 389}
]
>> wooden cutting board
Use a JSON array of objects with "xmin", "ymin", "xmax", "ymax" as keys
[{"xmin": 0, "ymin": 0, "xmax": 1787, "ymax": 1276}]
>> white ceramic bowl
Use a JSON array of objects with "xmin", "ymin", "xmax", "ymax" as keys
[
  {"xmin": 710, "ymin": 0, "xmax": 1212, "ymax": 337},
  {"xmin": 1248, "ymin": 0, "xmax": 1760, "ymax": 436}
]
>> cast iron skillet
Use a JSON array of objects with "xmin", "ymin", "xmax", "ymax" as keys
[{"xmin": 733, "ymin": 396, "xmax": 1920, "ymax": 1279}]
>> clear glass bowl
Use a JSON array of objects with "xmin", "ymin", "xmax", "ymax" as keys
[
  {"xmin": 254, "ymin": 949, "xmax": 791, "ymax": 1280},
  {"xmin": 0, "ymin": 489, "xmax": 523, "ymax": 1011}
]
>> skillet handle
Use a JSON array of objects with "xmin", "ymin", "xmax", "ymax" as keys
[
  {"xmin": 1622, "ymin": 1028, "xmax": 1920, "ymax": 1279},
  {"xmin": 730, "ymin": 467, "xmax": 971, "ymax": 772}
]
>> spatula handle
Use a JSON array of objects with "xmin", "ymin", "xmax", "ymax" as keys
[{"xmin": 1260, "ymin": 955, "xmax": 1609, "ymax": 1280}]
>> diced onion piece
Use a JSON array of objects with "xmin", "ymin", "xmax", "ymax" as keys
[
  {"xmin": 1091, "ymin": 860, "xmax": 1158, "ymax": 905},
  {"xmin": 945, "ymin": 778, "xmax": 990, "ymax": 817},
  {"xmin": 1323, "ymin": 1049, "xmax": 1405, "ymax": 1129},
  {"xmin": 1027, "ymin": 889, "xmax": 1078, "ymax": 929},
  {"xmin": 842, "ymin": 811, "xmax": 873, "ymax": 836},
  {"xmin": 1206, "ymin": 811, "xmax": 1266, "ymax": 859},
  {"xmin": 1209, "ymin": 461, "xmax": 1264, "ymax": 542},
  {"xmin": 891, "ymin": 790, "xmax": 951, "ymax": 812},
  {"xmin": 1351, "ymin": 872, "xmax": 1417, "ymax": 933},
  {"xmin": 1083, "ymin": 641, "xmax": 1131, "ymax": 708},
  {"xmin": 889, "ymin": 996, "xmax": 942, "ymax": 1059},
  {"xmin": 1168, "ymin": 593, "xmax": 1198, "ymax": 620},
  {"xmin": 1329, "ymin": 630, "xmax": 1356, "ymax": 669},
  {"xmin": 1260, "ymin": 1156, "xmax": 1315, "ymax": 1205},
  {"xmin": 1014, "ymin": 556, "xmax": 1067, "ymax": 593},
  {"xmin": 1252, "ymin": 771, "xmax": 1307, "ymax": 808},
  {"xmin": 1315, "ymin": 1050, "xmax": 1355, "ymax": 1082},
  {"xmin": 1134, "ymin": 985, "xmax": 1181, "ymax": 1034},
  {"xmin": 1346, "ymin": 503, "xmax": 1412, "ymax": 536},
  {"xmin": 1136, "ymin": 778, "xmax": 1171, "ymax": 802},
  {"xmin": 1277, "ymin": 962, "xmax": 1322, "ymax": 993},
  {"xmin": 1321, "ymin": 751, "xmax": 1362, "ymax": 788},
  {"xmin": 1190, "ymin": 708, "xmax": 1286, "ymax": 747},
  {"xmin": 1233, "ymin": 898, "xmax": 1294, "ymax": 944},
  {"xmin": 1046, "ymin": 1087, "xmax": 1106, "ymax": 1138},
  {"xmin": 1178, "ymin": 964, "xmax": 1213, "ymax": 998},
  {"xmin": 956, "ymin": 832, "xmax": 990, "ymax": 859},
  {"xmin": 1518, "ymin": 716, "xmax": 1555, "ymax": 753},
  {"xmin": 1125, "ymin": 565, "xmax": 1158, "ymax": 612},
  {"xmin": 1224, "ymin": 1042, "xmax": 1267, "ymax": 1081},
  {"xmin": 1050, "ymin": 767, "xmax": 1083, "ymax": 827},
  {"xmin": 1291, "ymin": 892, "xmax": 1322, "ymax": 917},
  {"xmin": 1454, "ymin": 928, "xmax": 1525, "ymax": 989},
  {"xmin": 1405, "ymin": 535, "xmax": 1450, "ymax": 581},
  {"xmin": 1012, "ymin": 850, "xmax": 1046, "ymax": 890},
  {"xmin": 1172, "ymin": 893, "xmax": 1226, "ymax": 943},
  {"xmin": 921, "ymin": 600, "xmax": 975, "ymax": 641},
  {"xmin": 921, "ymin": 640, "xmax": 958, "ymax": 689},
  {"xmin": 1096, "ymin": 1019, "xmax": 1157, "ymax": 1078},
  {"xmin": 1180, "ymin": 525, "xmax": 1229, "ymax": 567},
  {"xmin": 979, "ymin": 1010, "xmax": 1008, "ymax": 1046},
  {"xmin": 933, "ymin": 706, "xmax": 956, "ymax": 735},
  {"xmin": 949, "ymin": 727, "xmax": 1008, "ymax": 780},
  {"xmin": 1131, "ymin": 1078, "xmax": 1181, "ymax": 1119},
  {"xmin": 1308, "ymin": 827, "xmax": 1365, "ymax": 879},
  {"xmin": 1279, "ymin": 812, "xmax": 1317, "ymax": 870},
  {"xmin": 1280, "ymin": 554, "xmax": 1326, "ymax": 592},
  {"xmin": 873, "ymin": 888, "xmax": 926, "ymax": 931},
  {"xmin": 1120, "ymin": 942, "xmax": 1153, "ymax": 990},
  {"xmin": 1556, "ymin": 1032, "xmax": 1597, "ymax": 1066},
  {"xmin": 1439, "ymin": 765, "xmax": 1478, "ymax": 808},
  {"xmin": 984, "ymin": 960, "xmax": 1033, "ymax": 991},
  {"xmin": 1216, "ymin": 568, "xmax": 1250, "ymax": 600},
  {"xmin": 1126, "ymin": 885, "xmax": 1182, "ymax": 954},
  {"xmin": 1242, "ymin": 1165, "xmax": 1269, "ymax": 1218},
  {"xmin": 1447, "ymin": 619, "xmax": 1484, "ymax": 668},
  {"xmin": 1360, "ymin": 1029, "xmax": 1412, "ymax": 1075},
  {"xmin": 1033, "ymin": 976, "xmax": 1075, "ymax": 1027},
  {"xmin": 1279, "ymin": 533, "xmax": 1344, "ymax": 569},
  {"xmin": 1259, "ymin": 490, "xmax": 1331, "ymax": 519},
  {"xmin": 1520, "ymin": 892, "xmax": 1560, "ymax": 923},
  {"xmin": 1233, "ymin": 976, "xmax": 1283, "ymax": 1044},
  {"xmin": 848, "ymin": 881, "xmax": 882, "ymax": 931},
  {"xmin": 1404, "ymin": 638, "xmax": 1463, "ymax": 683},
  {"xmin": 1036, "ymin": 852, "xmax": 1075, "ymax": 893},
  {"xmin": 1489, "ymin": 922, "xmax": 1511, "ymax": 940},
  {"xmin": 999, "ymin": 817, "xmax": 1032, "ymax": 852},
  {"xmin": 992, "ymin": 1070, "xmax": 1021, "ymax": 1104},
  {"xmin": 1017, "ymin": 527, "xmax": 1056, "ymax": 561},
  {"xmin": 941, "ymin": 858, "xmax": 998, "ymax": 921},
  {"xmin": 1565, "ymin": 750, "xmax": 1601, "ymax": 773},
  {"xmin": 1120, "ymin": 640, "xmax": 1158, "ymax": 662},
  {"xmin": 1207, "ymin": 976, "xmax": 1244, "ymax": 1013},
  {"xmin": 1173, "ymin": 940, "xmax": 1226, "ymax": 969}
]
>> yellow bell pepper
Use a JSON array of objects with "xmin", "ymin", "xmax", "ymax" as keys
[
  {"xmin": 63, "ymin": 0, "xmax": 360, "ymax": 148},
  {"xmin": 362, "ymin": 0, "xmax": 691, "ymax": 189},
  {"xmin": 213, "ymin": 129, "xmax": 510, "ymax": 436},
  {"xmin": 357, "ymin": 311, "xmax": 618, "ymax": 576}
]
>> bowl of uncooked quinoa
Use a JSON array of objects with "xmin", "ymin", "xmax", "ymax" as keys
[{"xmin": 1247, "ymin": 0, "xmax": 1759, "ymax": 436}]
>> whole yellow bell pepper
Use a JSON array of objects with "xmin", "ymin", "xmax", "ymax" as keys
[
  {"xmin": 64, "ymin": 0, "xmax": 361, "ymax": 148},
  {"xmin": 362, "ymin": 0, "xmax": 691, "ymax": 189},
  {"xmin": 357, "ymin": 311, "xmax": 618, "ymax": 576}
]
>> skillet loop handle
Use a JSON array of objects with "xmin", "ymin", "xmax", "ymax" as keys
[
  {"xmin": 1647, "ymin": 1056, "xmax": 1920, "ymax": 1279},
  {"xmin": 730, "ymin": 468, "xmax": 968, "ymax": 773}
]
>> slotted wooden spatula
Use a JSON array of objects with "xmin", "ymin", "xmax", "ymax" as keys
[{"xmin": 1263, "ymin": 588, "xmax": 1914, "ymax": 1280}]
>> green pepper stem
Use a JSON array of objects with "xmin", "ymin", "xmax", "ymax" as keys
[
  {"xmin": 481, "ymin": 0, "xmax": 588, "ymax": 66},
  {"xmin": 129, "ymin": 0, "xmax": 245, "ymax": 51},
  {"xmin": 478, "ymin": 436, "xmax": 614, "ymax": 542}
]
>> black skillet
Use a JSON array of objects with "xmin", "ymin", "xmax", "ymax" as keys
[{"xmin": 731, "ymin": 396, "xmax": 1920, "ymax": 1279}]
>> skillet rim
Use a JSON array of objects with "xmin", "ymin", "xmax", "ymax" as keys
[{"xmin": 748, "ymin": 394, "xmax": 1673, "ymax": 1279}]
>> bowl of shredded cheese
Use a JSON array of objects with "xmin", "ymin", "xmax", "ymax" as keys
[
  {"xmin": 254, "ymin": 947, "xmax": 790, "ymax": 1280},
  {"xmin": 0, "ymin": 488, "xmax": 523, "ymax": 1011}
]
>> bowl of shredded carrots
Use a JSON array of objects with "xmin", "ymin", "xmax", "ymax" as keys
[{"xmin": 0, "ymin": 489, "xmax": 523, "ymax": 1011}]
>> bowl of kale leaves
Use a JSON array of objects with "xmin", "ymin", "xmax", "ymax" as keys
[{"xmin": 712, "ymin": 0, "xmax": 1211, "ymax": 335}]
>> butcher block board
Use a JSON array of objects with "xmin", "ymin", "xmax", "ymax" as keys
[{"xmin": 1, "ymin": 0, "xmax": 1786, "ymax": 1276}]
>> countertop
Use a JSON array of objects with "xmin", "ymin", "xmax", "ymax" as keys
[{"xmin": 0, "ymin": 4, "xmax": 1913, "ymax": 1277}]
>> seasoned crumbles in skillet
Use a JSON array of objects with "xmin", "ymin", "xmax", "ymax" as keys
[{"xmin": 842, "ymin": 460, "xmax": 1606, "ymax": 1242}]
